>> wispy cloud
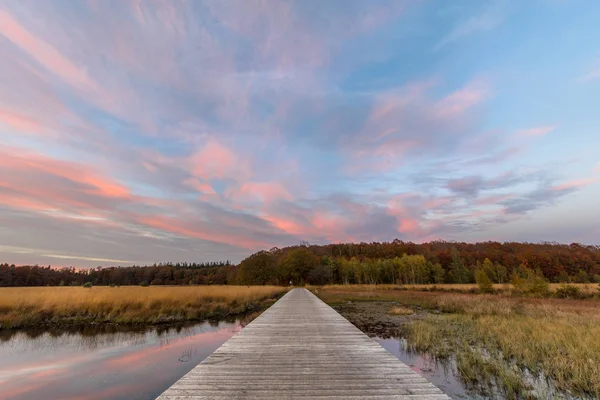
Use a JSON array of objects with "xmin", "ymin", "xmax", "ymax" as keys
[
  {"xmin": 0, "ymin": 10, "xmax": 97, "ymax": 92},
  {"xmin": 517, "ymin": 125, "xmax": 556, "ymax": 137},
  {"xmin": 0, "ymin": 0, "xmax": 597, "ymax": 265},
  {"xmin": 580, "ymin": 56, "xmax": 600, "ymax": 82},
  {"xmin": 433, "ymin": 0, "xmax": 510, "ymax": 51},
  {"xmin": 550, "ymin": 178, "xmax": 597, "ymax": 191}
]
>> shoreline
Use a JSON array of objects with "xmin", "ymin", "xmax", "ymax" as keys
[{"xmin": 0, "ymin": 285, "xmax": 288, "ymax": 330}]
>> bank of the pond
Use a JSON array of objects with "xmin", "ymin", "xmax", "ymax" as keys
[
  {"xmin": 0, "ymin": 286, "xmax": 288, "ymax": 329},
  {"xmin": 317, "ymin": 286, "xmax": 600, "ymax": 400}
]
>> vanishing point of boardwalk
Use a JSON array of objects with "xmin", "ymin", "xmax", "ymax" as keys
[{"xmin": 158, "ymin": 288, "xmax": 450, "ymax": 399}]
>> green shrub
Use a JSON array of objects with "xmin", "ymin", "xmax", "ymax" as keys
[
  {"xmin": 555, "ymin": 284, "xmax": 582, "ymax": 299},
  {"xmin": 140, "ymin": 281, "xmax": 149, "ymax": 287},
  {"xmin": 83, "ymin": 282, "xmax": 93, "ymax": 288},
  {"xmin": 527, "ymin": 272, "xmax": 549, "ymax": 296},
  {"xmin": 475, "ymin": 269, "xmax": 494, "ymax": 293}
]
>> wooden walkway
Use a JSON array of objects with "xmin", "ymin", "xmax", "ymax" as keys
[{"xmin": 158, "ymin": 288, "xmax": 450, "ymax": 399}]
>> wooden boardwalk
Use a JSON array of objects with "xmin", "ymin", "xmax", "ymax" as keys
[{"xmin": 158, "ymin": 288, "xmax": 450, "ymax": 399}]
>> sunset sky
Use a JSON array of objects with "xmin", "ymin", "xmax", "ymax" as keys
[{"xmin": 1, "ymin": 0, "xmax": 599, "ymax": 267}]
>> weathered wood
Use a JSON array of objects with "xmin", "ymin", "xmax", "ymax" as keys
[{"xmin": 158, "ymin": 288, "xmax": 450, "ymax": 400}]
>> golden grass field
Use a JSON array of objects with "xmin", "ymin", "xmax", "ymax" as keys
[
  {"xmin": 0, "ymin": 285, "xmax": 288, "ymax": 329},
  {"xmin": 320, "ymin": 282, "xmax": 600, "ymax": 294},
  {"xmin": 315, "ymin": 285, "xmax": 600, "ymax": 398}
]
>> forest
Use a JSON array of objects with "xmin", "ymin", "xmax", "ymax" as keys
[
  {"xmin": 1, "ymin": 241, "xmax": 600, "ymax": 287},
  {"xmin": 0, "ymin": 261, "xmax": 234, "ymax": 287}
]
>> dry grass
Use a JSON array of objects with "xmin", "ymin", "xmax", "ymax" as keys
[
  {"xmin": 0, "ymin": 286, "xmax": 288, "ymax": 329},
  {"xmin": 315, "ymin": 285, "xmax": 600, "ymax": 398},
  {"xmin": 389, "ymin": 306, "xmax": 413, "ymax": 316},
  {"xmin": 321, "ymin": 283, "xmax": 599, "ymax": 294}
]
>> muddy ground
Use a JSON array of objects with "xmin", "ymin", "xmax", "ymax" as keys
[{"xmin": 331, "ymin": 301, "xmax": 433, "ymax": 338}]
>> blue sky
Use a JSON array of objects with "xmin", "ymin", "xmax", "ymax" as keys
[{"xmin": 0, "ymin": 0, "xmax": 599, "ymax": 266}]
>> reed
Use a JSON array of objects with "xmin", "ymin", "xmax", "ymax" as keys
[
  {"xmin": 0, "ymin": 285, "xmax": 288, "ymax": 329},
  {"xmin": 316, "ymin": 285, "xmax": 600, "ymax": 398}
]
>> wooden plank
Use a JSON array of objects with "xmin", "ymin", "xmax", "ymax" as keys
[{"xmin": 157, "ymin": 288, "xmax": 450, "ymax": 400}]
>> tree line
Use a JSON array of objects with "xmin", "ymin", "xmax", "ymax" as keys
[
  {"xmin": 0, "ymin": 262, "xmax": 234, "ymax": 287},
  {"xmin": 236, "ymin": 241, "xmax": 600, "ymax": 285},
  {"xmin": 2, "ymin": 241, "xmax": 599, "ymax": 287}
]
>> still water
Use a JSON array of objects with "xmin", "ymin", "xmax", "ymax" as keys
[
  {"xmin": 0, "ymin": 321, "xmax": 242, "ymax": 400},
  {"xmin": 377, "ymin": 337, "xmax": 478, "ymax": 400}
]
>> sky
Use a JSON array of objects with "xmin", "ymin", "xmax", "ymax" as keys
[{"xmin": 0, "ymin": 0, "xmax": 599, "ymax": 267}]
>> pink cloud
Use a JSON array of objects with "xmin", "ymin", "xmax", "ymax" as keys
[
  {"xmin": 367, "ymin": 80, "xmax": 436, "ymax": 125},
  {"xmin": 435, "ymin": 79, "xmax": 488, "ymax": 118},
  {"xmin": 423, "ymin": 197, "xmax": 452, "ymax": 209},
  {"xmin": 0, "ymin": 108, "xmax": 45, "ymax": 134},
  {"xmin": 550, "ymin": 178, "xmax": 597, "ymax": 191},
  {"xmin": 0, "ymin": 148, "xmax": 132, "ymax": 214},
  {"xmin": 228, "ymin": 182, "xmax": 292, "ymax": 203},
  {"xmin": 134, "ymin": 214, "xmax": 268, "ymax": 250},
  {"xmin": 594, "ymin": 163, "xmax": 600, "ymax": 173},
  {"xmin": 580, "ymin": 57, "xmax": 600, "ymax": 82},
  {"xmin": 183, "ymin": 178, "xmax": 217, "ymax": 195},
  {"xmin": 0, "ymin": 10, "xmax": 97, "ymax": 92},
  {"xmin": 398, "ymin": 218, "xmax": 420, "ymax": 234},
  {"xmin": 263, "ymin": 215, "xmax": 310, "ymax": 237},
  {"xmin": 188, "ymin": 138, "xmax": 248, "ymax": 181},
  {"xmin": 581, "ymin": 68, "xmax": 600, "ymax": 82},
  {"xmin": 311, "ymin": 212, "xmax": 354, "ymax": 242},
  {"xmin": 517, "ymin": 125, "xmax": 556, "ymax": 137},
  {"xmin": 206, "ymin": 1, "xmax": 325, "ymax": 70},
  {"xmin": 349, "ymin": 79, "xmax": 488, "ymax": 173}
]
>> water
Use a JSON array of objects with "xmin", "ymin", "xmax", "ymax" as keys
[
  {"xmin": 377, "ymin": 337, "xmax": 585, "ymax": 400},
  {"xmin": 1, "ymin": 323, "xmax": 580, "ymax": 400},
  {"xmin": 377, "ymin": 337, "xmax": 480, "ymax": 400},
  {"xmin": 0, "ymin": 321, "xmax": 243, "ymax": 400}
]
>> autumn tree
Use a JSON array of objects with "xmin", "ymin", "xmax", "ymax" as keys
[
  {"xmin": 448, "ymin": 248, "xmax": 472, "ymax": 283},
  {"xmin": 280, "ymin": 247, "xmax": 318, "ymax": 285},
  {"xmin": 237, "ymin": 251, "xmax": 278, "ymax": 285},
  {"xmin": 430, "ymin": 263, "xmax": 445, "ymax": 284},
  {"xmin": 475, "ymin": 269, "xmax": 494, "ymax": 293}
]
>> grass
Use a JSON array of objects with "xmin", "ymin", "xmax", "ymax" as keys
[
  {"xmin": 319, "ymin": 283, "xmax": 599, "ymax": 295},
  {"xmin": 315, "ymin": 285, "xmax": 600, "ymax": 399},
  {"xmin": 0, "ymin": 286, "xmax": 288, "ymax": 329},
  {"xmin": 389, "ymin": 306, "xmax": 413, "ymax": 315}
]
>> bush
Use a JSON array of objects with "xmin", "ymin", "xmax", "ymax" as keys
[
  {"xmin": 527, "ymin": 273, "xmax": 549, "ymax": 296},
  {"xmin": 83, "ymin": 282, "xmax": 93, "ymax": 288},
  {"xmin": 555, "ymin": 284, "xmax": 582, "ymax": 299},
  {"xmin": 573, "ymin": 270, "xmax": 590, "ymax": 283},
  {"xmin": 475, "ymin": 269, "xmax": 494, "ymax": 293},
  {"xmin": 140, "ymin": 281, "xmax": 149, "ymax": 287}
]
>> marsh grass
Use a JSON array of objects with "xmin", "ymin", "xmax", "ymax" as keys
[
  {"xmin": 389, "ymin": 306, "xmax": 413, "ymax": 316},
  {"xmin": 0, "ymin": 286, "xmax": 288, "ymax": 329},
  {"xmin": 316, "ymin": 285, "xmax": 600, "ymax": 399},
  {"xmin": 319, "ymin": 283, "xmax": 599, "ymax": 295}
]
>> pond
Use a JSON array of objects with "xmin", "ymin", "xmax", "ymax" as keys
[
  {"xmin": 377, "ymin": 337, "xmax": 481, "ymax": 400},
  {"xmin": 0, "ymin": 321, "xmax": 243, "ymax": 400},
  {"xmin": 1, "ymin": 319, "xmax": 577, "ymax": 400}
]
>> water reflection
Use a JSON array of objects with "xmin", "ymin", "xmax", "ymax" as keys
[
  {"xmin": 0, "ymin": 321, "xmax": 243, "ymax": 400},
  {"xmin": 377, "ymin": 337, "xmax": 482, "ymax": 400}
]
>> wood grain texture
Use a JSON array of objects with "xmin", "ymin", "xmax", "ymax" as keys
[{"xmin": 158, "ymin": 288, "xmax": 450, "ymax": 399}]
